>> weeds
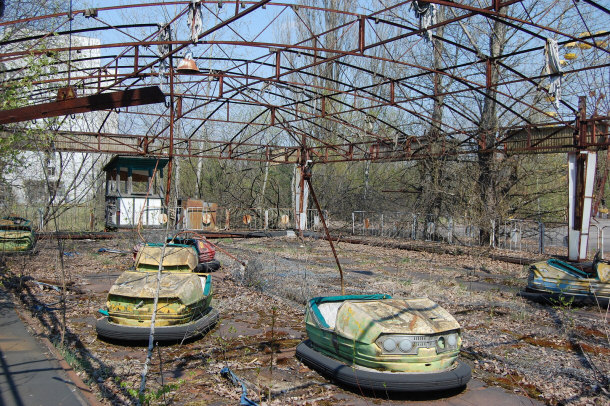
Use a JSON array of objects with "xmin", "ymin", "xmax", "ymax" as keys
[
  {"xmin": 550, "ymin": 294, "xmax": 575, "ymax": 309},
  {"xmin": 52, "ymin": 340, "xmax": 93, "ymax": 372},
  {"xmin": 399, "ymin": 278, "xmax": 412, "ymax": 286},
  {"xmin": 116, "ymin": 377, "xmax": 185, "ymax": 405}
]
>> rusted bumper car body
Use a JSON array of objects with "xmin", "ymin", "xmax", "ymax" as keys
[
  {"xmin": 520, "ymin": 256, "xmax": 610, "ymax": 307},
  {"xmin": 296, "ymin": 295, "xmax": 471, "ymax": 393},
  {"xmin": 97, "ymin": 244, "xmax": 218, "ymax": 342},
  {"xmin": 166, "ymin": 235, "xmax": 220, "ymax": 272},
  {"xmin": 0, "ymin": 217, "xmax": 36, "ymax": 253}
]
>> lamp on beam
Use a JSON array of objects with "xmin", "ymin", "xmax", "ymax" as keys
[{"xmin": 176, "ymin": 52, "xmax": 199, "ymax": 75}]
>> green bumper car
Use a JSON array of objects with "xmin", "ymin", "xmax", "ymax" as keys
[
  {"xmin": 519, "ymin": 254, "xmax": 610, "ymax": 307},
  {"xmin": 96, "ymin": 243, "xmax": 218, "ymax": 342},
  {"xmin": 296, "ymin": 295, "xmax": 471, "ymax": 393},
  {"xmin": 0, "ymin": 216, "xmax": 36, "ymax": 253}
]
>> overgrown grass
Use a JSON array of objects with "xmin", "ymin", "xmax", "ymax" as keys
[
  {"xmin": 51, "ymin": 339, "xmax": 97, "ymax": 385},
  {"xmin": 115, "ymin": 377, "xmax": 185, "ymax": 405}
]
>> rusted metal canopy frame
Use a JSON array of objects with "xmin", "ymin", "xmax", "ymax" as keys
[
  {"xmin": 4, "ymin": 115, "xmax": 607, "ymax": 163},
  {"xmin": 138, "ymin": 2, "xmax": 608, "ymax": 151},
  {"xmin": 0, "ymin": 1, "xmax": 608, "ymax": 162},
  {"xmin": 0, "ymin": 63, "xmax": 600, "ymax": 144},
  {"xmin": 150, "ymin": 54, "xmax": 605, "ymax": 158},
  {"xmin": 8, "ymin": 48, "xmax": 608, "ymax": 138},
  {"xmin": 0, "ymin": 86, "xmax": 165, "ymax": 125},
  {"xmin": 0, "ymin": 3, "xmax": 603, "ymax": 118},
  {"xmin": 28, "ymin": 46, "xmax": 602, "ymax": 143}
]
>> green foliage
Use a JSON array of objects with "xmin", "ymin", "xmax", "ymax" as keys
[
  {"xmin": 51, "ymin": 339, "xmax": 97, "ymax": 386},
  {"xmin": 115, "ymin": 377, "xmax": 185, "ymax": 405},
  {"xmin": 0, "ymin": 51, "xmax": 59, "ymax": 177},
  {"xmin": 550, "ymin": 294, "xmax": 575, "ymax": 309}
]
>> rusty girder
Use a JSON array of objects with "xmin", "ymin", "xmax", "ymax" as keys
[{"xmin": 0, "ymin": 1, "xmax": 609, "ymax": 163}]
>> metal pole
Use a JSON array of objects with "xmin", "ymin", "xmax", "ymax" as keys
[
  {"xmin": 165, "ymin": 47, "xmax": 175, "ymax": 207},
  {"xmin": 601, "ymin": 226, "xmax": 605, "ymax": 259},
  {"xmin": 539, "ymin": 221, "xmax": 545, "ymax": 254},
  {"xmin": 297, "ymin": 140, "xmax": 306, "ymax": 239},
  {"xmin": 448, "ymin": 217, "xmax": 453, "ymax": 244},
  {"xmin": 306, "ymin": 177, "xmax": 345, "ymax": 295}
]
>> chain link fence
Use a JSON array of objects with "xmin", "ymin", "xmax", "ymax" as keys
[
  {"xmin": 348, "ymin": 211, "xmax": 600, "ymax": 255},
  {"xmin": 7, "ymin": 202, "xmax": 609, "ymax": 257},
  {"xmin": 1, "ymin": 203, "xmax": 103, "ymax": 232}
]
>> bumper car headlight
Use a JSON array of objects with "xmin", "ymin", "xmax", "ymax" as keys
[
  {"xmin": 447, "ymin": 333, "xmax": 457, "ymax": 347},
  {"xmin": 382, "ymin": 338, "xmax": 397, "ymax": 352},
  {"xmin": 437, "ymin": 336, "xmax": 446, "ymax": 350},
  {"xmin": 399, "ymin": 338, "xmax": 413, "ymax": 352}
]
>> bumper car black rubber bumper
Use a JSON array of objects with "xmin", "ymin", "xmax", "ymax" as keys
[
  {"xmin": 295, "ymin": 339, "xmax": 471, "ymax": 393},
  {"xmin": 96, "ymin": 308, "xmax": 219, "ymax": 342},
  {"xmin": 518, "ymin": 288, "xmax": 609, "ymax": 308}
]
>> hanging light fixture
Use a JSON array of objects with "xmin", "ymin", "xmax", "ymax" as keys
[{"xmin": 176, "ymin": 52, "xmax": 199, "ymax": 74}]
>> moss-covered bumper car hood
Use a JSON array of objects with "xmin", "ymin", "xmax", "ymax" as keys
[
  {"xmin": 0, "ymin": 230, "xmax": 34, "ymax": 240},
  {"xmin": 0, "ymin": 225, "xmax": 35, "ymax": 251},
  {"xmin": 135, "ymin": 244, "xmax": 198, "ymax": 271},
  {"xmin": 109, "ymin": 271, "xmax": 208, "ymax": 306},
  {"xmin": 333, "ymin": 298, "xmax": 460, "ymax": 343}
]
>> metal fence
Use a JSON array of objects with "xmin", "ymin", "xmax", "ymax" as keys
[
  {"xmin": 351, "ymin": 211, "xmax": 481, "ymax": 245},
  {"xmin": 1, "ymin": 203, "xmax": 103, "ymax": 232},
  {"xmin": 10, "ymin": 202, "xmax": 610, "ymax": 257},
  {"xmin": 349, "ymin": 211, "xmax": 590, "ymax": 255},
  {"xmin": 2, "ymin": 203, "xmax": 322, "ymax": 233}
]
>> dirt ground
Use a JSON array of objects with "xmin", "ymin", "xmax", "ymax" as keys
[{"xmin": 1, "ymin": 234, "xmax": 608, "ymax": 406}]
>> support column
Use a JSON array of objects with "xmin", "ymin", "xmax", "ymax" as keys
[
  {"xmin": 567, "ymin": 151, "xmax": 597, "ymax": 261},
  {"xmin": 165, "ymin": 39, "xmax": 175, "ymax": 208},
  {"xmin": 293, "ymin": 165, "xmax": 309, "ymax": 232},
  {"xmin": 127, "ymin": 167, "xmax": 133, "ymax": 195},
  {"xmin": 293, "ymin": 155, "xmax": 309, "ymax": 233},
  {"xmin": 567, "ymin": 97, "xmax": 597, "ymax": 261}
]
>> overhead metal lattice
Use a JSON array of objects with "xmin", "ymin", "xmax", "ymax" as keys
[{"xmin": 0, "ymin": 0, "xmax": 609, "ymax": 163}]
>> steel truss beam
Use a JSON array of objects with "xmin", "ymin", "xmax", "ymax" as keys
[
  {"xmin": 0, "ymin": 0, "xmax": 608, "ymax": 163},
  {"xmin": 3, "ymin": 116, "xmax": 607, "ymax": 163}
]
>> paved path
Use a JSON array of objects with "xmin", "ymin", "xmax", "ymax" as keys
[{"xmin": 0, "ymin": 288, "xmax": 86, "ymax": 406}]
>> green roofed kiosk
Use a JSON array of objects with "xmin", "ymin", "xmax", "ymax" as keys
[{"xmin": 103, "ymin": 156, "xmax": 169, "ymax": 230}]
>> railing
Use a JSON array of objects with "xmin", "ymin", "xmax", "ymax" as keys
[
  {"xmin": 349, "ymin": 211, "xmax": 610, "ymax": 256},
  {"xmin": 0, "ymin": 204, "xmax": 101, "ymax": 232},
  {"xmin": 177, "ymin": 207, "xmax": 322, "ymax": 232},
  {"xmin": 11, "ymin": 202, "xmax": 608, "ymax": 258},
  {"xmin": 351, "ymin": 211, "xmax": 480, "ymax": 245},
  {"xmin": 590, "ymin": 224, "xmax": 610, "ymax": 259}
]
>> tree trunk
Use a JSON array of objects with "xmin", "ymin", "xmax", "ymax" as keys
[
  {"xmin": 477, "ymin": 8, "xmax": 508, "ymax": 245},
  {"xmin": 259, "ymin": 160, "xmax": 269, "ymax": 209},
  {"xmin": 419, "ymin": 5, "xmax": 446, "ymax": 226}
]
